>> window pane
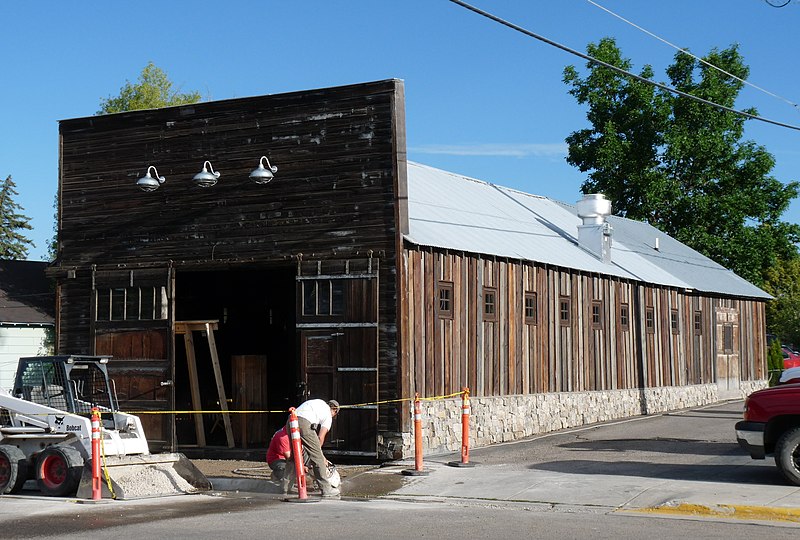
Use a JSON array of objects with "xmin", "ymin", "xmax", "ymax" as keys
[
  {"xmin": 156, "ymin": 286, "xmax": 168, "ymax": 320},
  {"xmin": 140, "ymin": 287, "xmax": 154, "ymax": 320},
  {"xmin": 331, "ymin": 281, "xmax": 344, "ymax": 316},
  {"xmin": 484, "ymin": 289, "xmax": 496, "ymax": 321},
  {"xmin": 524, "ymin": 292, "xmax": 537, "ymax": 324},
  {"xmin": 126, "ymin": 288, "xmax": 140, "ymax": 320},
  {"xmin": 318, "ymin": 281, "xmax": 331, "ymax": 315},
  {"xmin": 96, "ymin": 290, "xmax": 110, "ymax": 321},
  {"xmin": 620, "ymin": 304, "xmax": 629, "ymax": 328},
  {"xmin": 303, "ymin": 282, "xmax": 317, "ymax": 316},
  {"xmin": 111, "ymin": 288, "xmax": 125, "ymax": 321}
]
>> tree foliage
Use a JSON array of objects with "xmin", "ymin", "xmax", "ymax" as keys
[
  {"xmin": 563, "ymin": 38, "xmax": 800, "ymax": 285},
  {"xmin": 763, "ymin": 257, "xmax": 800, "ymax": 346},
  {"xmin": 98, "ymin": 62, "xmax": 202, "ymax": 114},
  {"xmin": 0, "ymin": 175, "xmax": 34, "ymax": 260}
]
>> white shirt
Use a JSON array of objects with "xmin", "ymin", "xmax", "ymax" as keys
[{"xmin": 295, "ymin": 399, "xmax": 333, "ymax": 431}]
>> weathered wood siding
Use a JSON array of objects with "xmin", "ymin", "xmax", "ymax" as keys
[
  {"xmin": 404, "ymin": 248, "xmax": 767, "ymax": 398},
  {"xmin": 55, "ymin": 80, "xmax": 408, "ymax": 436}
]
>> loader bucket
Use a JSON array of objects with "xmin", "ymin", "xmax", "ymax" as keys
[{"xmin": 76, "ymin": 453, "xmax": 212, "ymax": 500}]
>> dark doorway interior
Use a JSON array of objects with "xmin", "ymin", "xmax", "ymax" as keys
[{"xmin": 174, "ymin": 266, "xmax": 296, "ymax": 449}]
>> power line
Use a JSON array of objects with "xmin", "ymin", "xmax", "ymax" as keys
[
  {"xmin": 447, "ymin": 0, "xmax": 800, "ymax": 132},
  {"xmin": 586, "ymin": 0, "xmax": 800, "ymax": 113}
]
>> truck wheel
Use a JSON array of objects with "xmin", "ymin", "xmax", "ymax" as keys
[
  {"xmin": 775, "ymin": 427, "xmax": 800, "ymax": 486},
  {"xmin": 0, "ymin": 445, "xmax": 29, "ymax": 494},
  {"xmin": 35, "ymin": 446, "xmax": 84, "ymax": 497}
]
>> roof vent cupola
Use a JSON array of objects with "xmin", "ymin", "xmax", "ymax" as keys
[{"xmin": 576, "ymin": 193, "xmax": 613, "ymax": 263}]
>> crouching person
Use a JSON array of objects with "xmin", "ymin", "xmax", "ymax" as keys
[
  {"xmin": 282, "ymin": 398, "xmax": 340, "ymax": 497},
  {"xmin": 266, "ymin": 426, "xmax": 291, "ymax": 481}
]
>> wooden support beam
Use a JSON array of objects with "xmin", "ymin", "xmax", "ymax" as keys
[{"xmin": 182, "ymin": 331, "xmax": 206, "ymax": 447}]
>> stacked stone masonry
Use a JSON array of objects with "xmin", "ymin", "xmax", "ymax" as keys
[{"xmin": 403, "ymin": 382, "xmax": 768, "ymax": 457}]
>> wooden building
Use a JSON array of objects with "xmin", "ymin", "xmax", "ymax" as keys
[{"xmin": 51, "ymin": 79, "xmax": 768, "ymax": 459}]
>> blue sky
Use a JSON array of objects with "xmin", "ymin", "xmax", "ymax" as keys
[{"xmin": 3, "ymin": 0, "xmax": 800, "ymax": 261}]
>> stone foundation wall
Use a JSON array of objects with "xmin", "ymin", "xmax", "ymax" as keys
[{"xmin": 390, "ymin": 383, "xmax": 764, "ymax": 458}]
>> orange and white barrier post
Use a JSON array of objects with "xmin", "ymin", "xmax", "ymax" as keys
[
  {"xmin": 449, "ymin": 388, "xmax": 476, "ymax": 468},
  {"xmin": 91, "ymin": 407, "xmax": 102, "ymax": 500},
  {"xmin": 287, "ymin": 407, "xmax": 309, "ymax": 500},
  {"xmin": 402, "ymin": 394, "xmax": 429, "ymax": 476}
]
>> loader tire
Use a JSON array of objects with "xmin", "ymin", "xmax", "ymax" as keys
[
  {"xmin": 0, "ymin": 445, "xmax": 29, "ymax": 494},
  {"xmin": 36, "ymin": 446, "xmax": 84, "ymax": 497}
]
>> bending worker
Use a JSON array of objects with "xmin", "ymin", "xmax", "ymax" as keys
[{"xmin": 283, "ymin": 398, "xmax": 340, "ymax": 497}]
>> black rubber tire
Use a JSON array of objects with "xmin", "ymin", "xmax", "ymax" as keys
[
  {"xmin": 0, "ymin": 445, "xmax": 29, "ymax": 494},
  {"xmin": 774, "ymin": 427, "xmax": 800, "ymax": 486},
  {"xmin": 35, "ymin": 446, "xmax": 84, "ymax": 497}
]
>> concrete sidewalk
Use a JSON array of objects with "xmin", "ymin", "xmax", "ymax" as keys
[{"xmin": 364, "ymin": 458, "xmax": 800, "ymax": 523}]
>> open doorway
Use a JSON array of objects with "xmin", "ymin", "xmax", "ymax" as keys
[{"xmin": 174, "ymin": 266, "xmax": 297, "ymax": 449}]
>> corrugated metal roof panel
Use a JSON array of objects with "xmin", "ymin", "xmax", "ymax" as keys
[{"xmin": 405, "ymin": 162, "xmax": 769, "ymax": 299}]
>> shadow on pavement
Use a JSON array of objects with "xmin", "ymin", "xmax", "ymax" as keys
[
  {"xmin": 557, "ymin": 438, "xmax": 740, "ymax": 456},
  {"xmin": 529, "ymin": 459, "xmax": 788, "ymax": 486}
]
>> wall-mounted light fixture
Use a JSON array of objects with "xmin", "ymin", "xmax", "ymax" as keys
[
  {"xmin": 249, "ymin": 156, "xmax": 278, "ymax": 185},
  {"xmin": 136, "ymin": 166, "xmax": 166, "ymax": 192},
  {"xmin": 193, "ymin": 160, "xmax": 221, "ymax": 188}
]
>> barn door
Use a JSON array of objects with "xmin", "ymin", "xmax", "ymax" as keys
[
  {"xmin": 91, "ymin": 267, "xmax": 174, "ymax": 451},
  {"xmin": 297, "ymin": 261, "xmax": 378, "ymax": 456}
]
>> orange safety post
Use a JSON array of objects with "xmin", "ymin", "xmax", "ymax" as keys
[
  {"xmin": 91, "ymin": 407, "xmax": 102, "ymax": 500},
  {"xmin": 448, "ymin": 388, "xmax": 476, "ymax": 468},
  {"xmin": 402, "ymin": 394, "xmax": 429, "ymax": 476},
  {"xmin": 287, "ymin": 407, "xmax": 309, "ymax": 500}
]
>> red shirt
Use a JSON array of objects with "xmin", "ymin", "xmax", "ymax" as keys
[{"xmin": 266, "ymin": 426, "xmax": 291, "ymax": 464}]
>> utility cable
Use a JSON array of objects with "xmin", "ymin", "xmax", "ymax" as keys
[
  {"xmin": 587, "ymin": 0, "xmax": 800, "ymax": 113},
  {"xmin": 447, "ymin": 0, "xmax": 800, "ymax": 132}
]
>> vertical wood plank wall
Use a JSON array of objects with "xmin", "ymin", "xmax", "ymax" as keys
[{"xmin": 405, "ymin": 248, "xmax": 766, "ymax": 398}]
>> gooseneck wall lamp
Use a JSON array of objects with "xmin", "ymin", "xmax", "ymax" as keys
[
  {"xmin": 136, "ymin": 166, "xmax": 166, "ymax": 192},
  {"xmin": 249, "ymin": 156, "xmax": 278, "ymax": 185},
  {"xmin": 136, "ymin": 154, "xmax": 278, "ymax": 191},
  {"xmin": 192, "ymin": 160, "xmax": 221, "ymax": 188}
]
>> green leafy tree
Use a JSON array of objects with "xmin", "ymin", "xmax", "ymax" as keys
[
  {"xmin": 763, "ymin": 257, "xmax": 800, "ymax": 346},
  {"xmin": 767, "ymin": 339, "xmax": 784, "ymax": 386},
  {"xmin": 98, "ymin": 61, "xmax": 202, "ymax": 114},
  {"xmin": 0, "ymin": 175, "xmax": 34, "ymax": 260},
  {"xmin": 563, "ymin": 38, "xmax": 800, "ymax": 285}
]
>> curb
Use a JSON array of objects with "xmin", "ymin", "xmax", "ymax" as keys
[{"xmin": 624, "ymin": 503, "xmax": 800, "ymax": 524}]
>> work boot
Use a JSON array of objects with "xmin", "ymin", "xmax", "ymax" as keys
[
  {"xmin": 281, "ymin": 462, "xmax": 295, "ymax": 495},
  {"xmin": 318, "ymin": 477, "xmax": 340, "ymax": 498}
]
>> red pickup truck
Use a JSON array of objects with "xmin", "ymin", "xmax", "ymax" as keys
[{"xmin": 736, "ymin": 384, "xmax": 800, "ymax": 486}]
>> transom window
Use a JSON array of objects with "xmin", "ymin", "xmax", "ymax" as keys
[
  {"xmin": 302, "ymin": 280, "xmax": 344, "ymax": 316},
  {"xmin": 96, "ymin": 286, "xmax": 168, "ymax": 321}
]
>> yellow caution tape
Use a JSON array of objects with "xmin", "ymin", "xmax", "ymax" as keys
[{"xmin": 124, "ymin": 390, "xmax": 468, "ymax": 415}]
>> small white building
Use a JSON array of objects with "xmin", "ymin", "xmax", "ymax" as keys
[{"xmin": 0, "ymin": 260, "xmax": 55, "ymax": 390}]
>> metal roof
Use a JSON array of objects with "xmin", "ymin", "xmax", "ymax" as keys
[{"xmin": 405, "ymin": 162, "xmax": 769, "ymax": 300}]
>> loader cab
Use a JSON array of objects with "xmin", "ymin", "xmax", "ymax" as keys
[{"xmin": 13, "ymin": 355, "xmax": 116, "ymax": 417}]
